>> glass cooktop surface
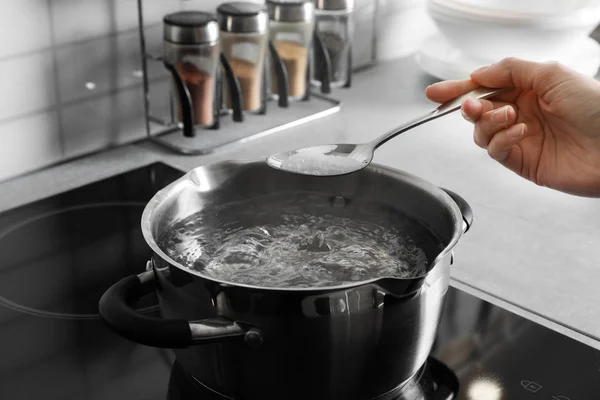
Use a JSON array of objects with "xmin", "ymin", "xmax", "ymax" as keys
[{"xmin": 0, "ymin": 162, "xmax": 598, "ymax": 400}]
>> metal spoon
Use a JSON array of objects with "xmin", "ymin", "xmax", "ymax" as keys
[{"xmin": 266, "ymin": 87, "xmax": 509, "ymax": 177}]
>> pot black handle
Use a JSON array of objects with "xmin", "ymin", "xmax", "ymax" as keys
[
  {"xmin": 441, "ymin": 188, "xmax": 473, "ymax": 233},
  {"xmin": 163, "ymin": 61, "xmax": 195, "ymax": 138},
  {"xmin": 99, "ymin": 270, "xmax": 261, "ymax": 349}
]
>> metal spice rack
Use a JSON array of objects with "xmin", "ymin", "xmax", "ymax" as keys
[{"xmin": 135, "ymin": 0, "xmax": 343, "ymax": 156}]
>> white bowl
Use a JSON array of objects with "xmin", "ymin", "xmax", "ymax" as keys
[
  {"xmin": 438, "ymin": 0, "xmax": 600, "ymax": 17},
  {"xmin": 416, "ymin": 32, "xmax": 600, "ymax": 80},
  {"xmin": 427, "ymin": 0, "xmax": 600, "ymax": 63}
]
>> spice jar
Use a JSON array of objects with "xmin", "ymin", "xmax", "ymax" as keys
[
  {"xmin": 217, "ymin": 2, "xmax": 269, "ymax": 113},
  {"xmin": 266, "ymin": 0, "xmax": 315, "ymax": 100},
  {"xmin": 163, "ymin": 11, "xmax": 220, "ymax": 127},
  {"xmin": 311, "ymin": 0, "xmax": 355, "ymax": 88}
]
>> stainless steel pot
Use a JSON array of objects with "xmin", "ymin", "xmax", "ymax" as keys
[{"xmin": 99, "ymin": 159, "xmax": 473, "ymax": 400}]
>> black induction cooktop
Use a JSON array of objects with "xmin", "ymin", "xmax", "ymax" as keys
[{"xmin": 0, "ymin": 162, "xmax": 598, "ymax": 400}]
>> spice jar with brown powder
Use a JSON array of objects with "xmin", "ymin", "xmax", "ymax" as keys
[
  {"xmin": 163, "ymin": 11, "xmax": 220, "ymax": 128},
  {"xmin": 266, "ymin": 0, "xmax": 315, "ymax": 101},
  {"xmin": 217, "ymin": 2, "xmax": 269, "ymax": 113}
]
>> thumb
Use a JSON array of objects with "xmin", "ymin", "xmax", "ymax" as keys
[{"xmin": 470, "ymin": 57, "xmax": 562, "ymax": 96}]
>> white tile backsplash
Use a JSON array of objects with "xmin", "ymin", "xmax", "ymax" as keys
[
  {"xmin": 0, "ymin": 0, "xmax": 210, "ymax": 182},
  {"xmin": 0, "ymin": 0, "xmax": 52, "ymax": 59},
  {"xmin": 0, "ymin": 111, "xmax": 62, "ymax": 182},
  {"xmin": 60, "ymin": 80, "xmax": 170, "ymax": 159},
  {"xmin": 55, "ymin": 37, "xmax": 114, "ymax": 104},
  {"xmin": 0, "ymin": 0, "xmax": 426, "ymax": 182},
  {"xmin": 50, "ymin": 0, "xmax": 113, "ymax": 45},
  {"xmin": 0, "ymin": 51, "xmax": 56, "ymax": 121},
  {"xmin": 55, "ymin": 30, "xmax": 164, "ymax": 104},
  {"xmin": 144, "ymin": 24, "xmax": 166, "ymax": 57},
  {"xmin": 181, "ymin": 0, "xmax": 264, "ymax": 11},
  {"xmin": 112, "ymin": 0, "xmax": 140, "ymax": 32},
  {"xmin": 148, "ymin": 79, "xmax": 173, "ymax": 122},
  {"xmin": 0, "ymin": 1, "xmax": 165, "ymax": 181},
  {"xmin": 354, "ymin": 0, "xmax": 377, "ymax": 69},
  {"xmin": 114, "ymin": 0, "xmax": 182, "ymax": 32},
  {"xmin": 61, "ymin": 86, "xmax": 145, "ymax": 158}
]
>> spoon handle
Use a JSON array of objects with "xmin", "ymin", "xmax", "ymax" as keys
[{"xmin": 371, "ymin": 87, "xmax": 510, "ymax": 149}]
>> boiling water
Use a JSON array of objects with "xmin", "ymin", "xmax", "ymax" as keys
[{"xmin": 158, "ymin": 193, "xmax": 444, "ymax": 288}]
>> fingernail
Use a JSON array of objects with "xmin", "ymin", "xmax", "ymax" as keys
[
  {"xmin": 464, "ymin": 97, "xmax": 482, "ymax": 112},
  {"xmin": 492, "ymin": 107, "xmax": 509, "ymax": 123},
  {"xmin": 460, "ymin": 107, "xmax": 472, "ymax": 122},
  {"xmin": 507, "ymin": 123, "xmax": 525, "ymax": 138}
]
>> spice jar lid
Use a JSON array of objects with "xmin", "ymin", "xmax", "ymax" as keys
[
  {"xmin": 314, "ymin": 0, "xmax": 355, "ymax": 11},
  {"xmin": 163, "ymin": 11, "xmax": 220, "ymax": 44},
  {"xmin": 267, "ymin": 0, "xmax": 315, "ymax": 23},
  {"xmin": 217, "ymin": 2, "xmax": 269, "ymax": 34}
]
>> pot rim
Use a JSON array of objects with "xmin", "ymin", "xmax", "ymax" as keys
[{"xmin": 141, "ymin": 158, "xmax": 464, "ymax": 292}]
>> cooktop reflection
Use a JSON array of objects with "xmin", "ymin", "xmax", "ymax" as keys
[{"xmin": 0, "ymin": 162, "xmax": 598, "ymax": 400}]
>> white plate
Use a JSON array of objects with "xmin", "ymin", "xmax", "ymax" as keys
[
  {"xmin": 432, "ymin": 0, "xmax": 600, "ymax": 18},
  {"xmin": 415, "ymin": 33, "xmax": 600, "ymax": 80}
]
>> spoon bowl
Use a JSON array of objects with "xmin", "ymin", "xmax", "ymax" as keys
[
  {"xmin": 266, "ymin": 143, "xmax": 373, "ymax": 176},
  {"xmin": 267, "ymin": 87, "xmax": 509, "ymax": 176}
]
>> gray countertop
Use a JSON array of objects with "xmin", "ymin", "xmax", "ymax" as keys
[{"xmin": 3, "ymin": 56, "xmax": 600, "ymax": 350}]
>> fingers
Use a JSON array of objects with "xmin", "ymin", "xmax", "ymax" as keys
[
  {"xmin": 461, "ymin": 97, "xmax": 496, "ymax": 122},
  {"xmin": 425, "ymin": 79, "xmax": 479, "ymax": 104},
  {"xmin": 425, "ymin": 77, "xmax": 519, "ymax": 108},
  {"xmin": 470, "ymin": 58, "xmax": 542, "ymax": 90},
  {"xmin": 461, "ymin": 97, "xmax": 526, "ymax": 167},
  {"xmin": 470, "ymin": 57, "xmax": 567, "ymax": 96},
  {"xmin": 426, "ymin": 57, "xmax": 569, "ymax": 106},
  {"xmin": 486, "ymin": 124, "xmax": 527, "ymax": 163},
  {"xmin": 461, "ymin": 97, "xmax": 515, "ymax": 125},
  {"xmin": 472, "ymin": 104, "xmax": 518, "ymax": 149}
]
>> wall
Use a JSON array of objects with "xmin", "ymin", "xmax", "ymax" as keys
[
  {"xmin": 0, "ymin": 0, "xmax": 256, "ymax": 182},
  {"xmin": 0, "ymin": 0, "xmax": 431, "ymax": 183}
]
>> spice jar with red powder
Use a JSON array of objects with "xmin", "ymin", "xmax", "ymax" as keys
[{"xmin": 163, "ymin": 11, "xmax": 221, "ymax": 127}]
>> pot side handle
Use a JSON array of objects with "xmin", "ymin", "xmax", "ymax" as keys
[
  {"xmin": 99, "ymin": 270, "xmax": 261, "ymax": 349},
  {"xmin": 441, "ymin": 188, "xmax": 473, "ymax": 234}
]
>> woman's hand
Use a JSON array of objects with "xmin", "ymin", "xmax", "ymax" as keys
[{"xmin": 425, "ymin": 57, "xmax": 600, "ymax": 197}]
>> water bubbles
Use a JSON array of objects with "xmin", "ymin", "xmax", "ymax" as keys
[
  {"xmin": 297, "ymin": 231, "xmax": 331, "ymax": 252},
  {"xmin": 157, "ymin": 193, "xmax": 441, "ymax": 288}
]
